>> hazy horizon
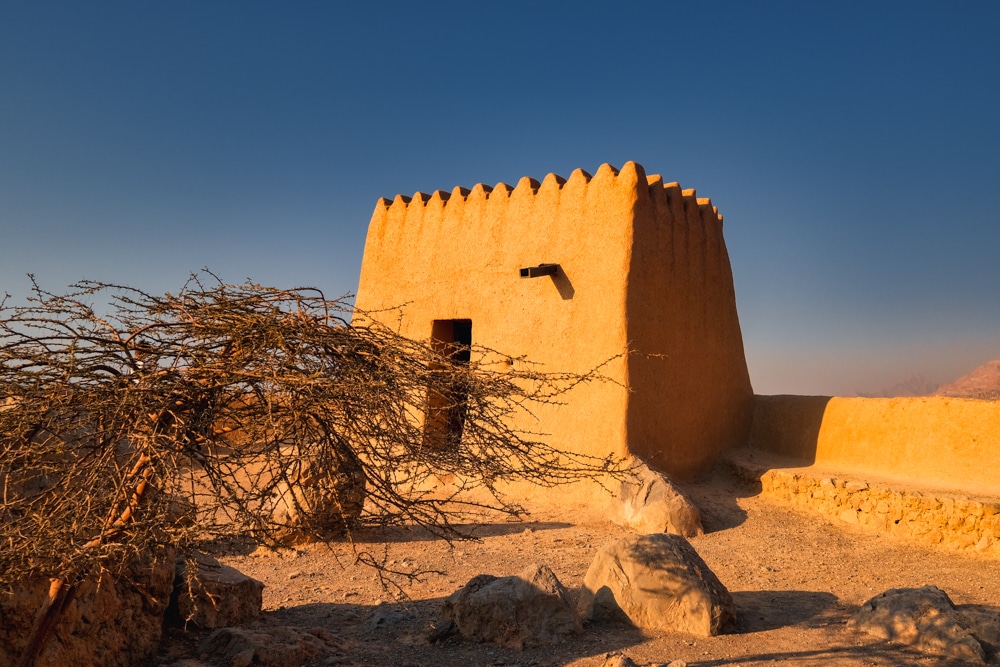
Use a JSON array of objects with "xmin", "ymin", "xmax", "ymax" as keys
[{"xmin": 2, "ymin": 3, "xmax": 998, "ymax": 396}]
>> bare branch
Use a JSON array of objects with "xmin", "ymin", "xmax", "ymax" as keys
[{"xmin": 0, "ymin": 272, "xmax": 623, "ymax": 591}]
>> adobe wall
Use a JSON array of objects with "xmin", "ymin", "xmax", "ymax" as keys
[
  {"xmin": 626, "ymin": 168, "xmax": 754, "ymax": 478},
  {"xmin": 355, "ymin": 164, "xmax": 637, "ymax": 462},
  {"xmin": 355, "ymin": 162, "xmax": 754, "ymax": 478},
  {"xmin": 748, "ymin": 395, "xmax": 1000, "ymax": 495}
]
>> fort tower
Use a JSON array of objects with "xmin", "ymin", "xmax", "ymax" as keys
[{"xmin": 355, "ymin": 161, "xmax": 753, "ymax": 479}]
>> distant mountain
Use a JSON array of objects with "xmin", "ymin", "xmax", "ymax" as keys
[
  {"xmin": 933, "ymin": 359, "xmax": 1000, "ymax": 400},
  {"xmin": 853, "ymin": 373, "xmax": 939, "ymax": 398}
]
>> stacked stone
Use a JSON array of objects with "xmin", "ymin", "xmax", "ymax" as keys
[{"xmin": 736, "ymin": 463, "xmax": 1000, "ymax": 556}]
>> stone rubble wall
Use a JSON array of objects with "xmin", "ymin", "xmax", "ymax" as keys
[{"xmin": 730, "ymin": 458, "xmax": 1000, "ymax": 557}]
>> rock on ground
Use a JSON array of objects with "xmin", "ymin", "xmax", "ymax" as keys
[
  {"xmin": 601, "ymin": 653, "xmax": 687, "ymax": 667},
  {"xmin": 848, "ymin": 585, "xmax": 987, "ymax": 663},
  {"xmin": 169, "ymin": 551, "xmax": 264, "ymax": 629},
  {"xmin": 609, "ymin": 461, "xmax": 704, "ymax": 538},
  {"xmin": 0, "ymin": 546, "xmax": 175, "ymax": 667},
  {"xmin": 578, "ymin": 533, "xmax": 734, "ymax": 636},
  {"xmin": 197, "ymin": 625, "xmax": 346, "ymax": 667},
  {"xmin": 266, "ymin": 451, "xmax": 366, "ymax": 545},
  {"xmin": 602, "ymin": 654, "xmax": 640, "ymax": 667},
  {"xmin": 441, "ymin": 563, "xmax": 581, "ymax": 649}
]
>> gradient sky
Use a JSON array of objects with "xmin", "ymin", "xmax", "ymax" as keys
[{"xmin": 2, "ymin": 2, "xmax": 998, "ymax": 395}]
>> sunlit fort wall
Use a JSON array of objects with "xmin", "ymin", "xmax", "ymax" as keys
[
  {"xmin": 748, "ymin": 394, "xmax": 1000, "ymax": 495},
  {"xmin": 356, "ymin": 161, "xmax": 1000, "ymax": 503},
  {"xmin": 355, "ymin": 162, "xmax": 754, "ymax": 480}
]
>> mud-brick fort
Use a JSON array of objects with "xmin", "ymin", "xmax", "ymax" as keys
[{"xmin": 356, "ymin": 161, "xmax": 1000, "ymax": 556}]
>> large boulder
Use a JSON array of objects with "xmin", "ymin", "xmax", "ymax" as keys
[
  {"xmin": 578, "ymin": 533, "xmax": 734, "ymax": 636},
  {"xmin": 441, "ymin": 563, "xmax": 581, "ymax": 649},
  {"xmin": 168, "ymin": 551, "xmax": 264, "ymax": 629},
  {"xmin": 609, "ymin": 461, "xmax": 703, "ymax": 537},
  {"xmin": 266, "ymin": 450, "xmax": 366, "ymax": 545},
  {"xmin": 0, "ymin": 547, "xmax": 176, "ymax": 667},
  {"xmin": 848, "ymin": 586, "xmax": 986, "ymax": 663}
]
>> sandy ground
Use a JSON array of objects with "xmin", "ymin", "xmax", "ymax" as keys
[{"xmin": 152, "ymin": 467, "xmax": 1000, "ymax": 666}]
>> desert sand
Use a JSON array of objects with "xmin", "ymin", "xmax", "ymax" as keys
[{"xmin": 150, "ymin": 466, "xmax": 1000, "ymax": 667}]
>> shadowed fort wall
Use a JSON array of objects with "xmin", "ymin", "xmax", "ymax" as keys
[
  {"xmin": 355, "ymin": 162, "xmax": 753, "ymax": 478},
  {"xmin": 627, "ymin": 168, "xmax": 753, "ymax": 476},
  {"xmin": 748, "ymin": 395, "xmax": 1000, "ymax": 495}
]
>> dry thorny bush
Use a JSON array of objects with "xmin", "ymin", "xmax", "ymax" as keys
[{"xmin": 0, "ymin": 272, "xmax": 622, "ymax": 595}]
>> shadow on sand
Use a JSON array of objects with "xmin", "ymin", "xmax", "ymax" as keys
[
  {"xmin": 355, "ymin": 520, "xmax": 574, "ymax": 544},
  {"xmin": 157, "ymin": 595, "xmax": 645, "ymax": 667},
  {"xmin": 673, "ymin": 464, "xmax": 753, "ymax": 534},
  {"xmin": 191, "ymin": 520, "xmax": 573, "ymax": 557},
  {"xmin": 686, "ymin": 643, "xmax": 977, "ymax": 667},
  {"xmin": 730, "ymin": 590, "xmax": 840, "ymax": 633},
  {"xmin": 159, "ymin": 588, "xmax": 984, "ymax": 667}
]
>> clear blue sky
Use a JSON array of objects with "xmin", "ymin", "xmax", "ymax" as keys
[{"xmin": 2, "ymin": 2, "xmax": 998, "ymax": 395}]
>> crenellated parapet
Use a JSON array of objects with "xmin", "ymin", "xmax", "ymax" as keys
[
  {"xmin": 370, "ymin": 161, "xmax": 723, "ymax": 230},
  {"xmin": 356, "ymin": 161, "xmax": 753, "ymax": 479}
]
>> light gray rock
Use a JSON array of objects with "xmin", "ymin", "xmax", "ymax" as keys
[
  {"xmin": 169, "ymin": 551, "xmax": 264, "ymax": 628},
  {"xmin": 442, "ymin": 563, "xmax": 581, "ymax": 649},
  {"xmin": 578, "ymin": 533, "xmax": 734, "ymax": 636},
  {"xmin": 848, "ymin": 585, "xmax": 985, "ymax": 663},
  {"xmin": 198, "ymin": 626, "xmax": 345, "ymax": 667},
  {"xmin": 609, "ymin": 461, "xmax": 703, "ymax": 537}
]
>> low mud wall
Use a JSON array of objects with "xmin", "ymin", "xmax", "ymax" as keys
[{"xmin": 748, "ymin": 395, "xmax": 1000, "ymax": 496}]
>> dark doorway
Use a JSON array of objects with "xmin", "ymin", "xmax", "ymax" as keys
[{"xmin": 424, "ymin": 319, "xmax": 472, "ymax": 449}]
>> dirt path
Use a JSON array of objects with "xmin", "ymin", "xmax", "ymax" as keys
[{"xmin": 153, "ymin": 469, "xmax": 1000, "ymax": 666}]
